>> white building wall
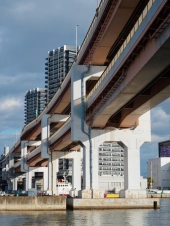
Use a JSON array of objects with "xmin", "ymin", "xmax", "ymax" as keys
[
  {"xmin": 147, "ymin": 157, "xmax": 170, "ymax": 189},
  {"xmin": 98, "ymin": 176, "xmax": 146, "ymax": 193}
]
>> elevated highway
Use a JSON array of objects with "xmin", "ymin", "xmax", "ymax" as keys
[
  {"xmin": 1, "ymin": 0, "xmax": 170, "ymax": 198},
  {"xmin": 10, "ymin": 0, "xmax": 147, "ymax": 164},
  {"xmin": 23, "ymin": 0, "xmax": 170, "ymax": 169},
  {"xmin": 86, "ymin": 0, "xmax": 170, "ymax": 128},
  {"xmin": 19, "ymin": 0, "xmax": 144, "ymax": 143},
  {"xmin": 12, "ymin": 0, "xmax": 170, "ymax": 168}
]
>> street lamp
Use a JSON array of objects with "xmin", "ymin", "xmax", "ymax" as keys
[{"xmin": 76, "ymin": 25, "xmax": 79, "ymax": 55}]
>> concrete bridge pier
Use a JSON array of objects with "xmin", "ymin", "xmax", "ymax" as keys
[
  {"xmin": 118, "ymin": 111, "xmax": 151, "ymax": 198},
  {"xmin": 13, "ymin": 177, "xmax": 18, "ymax": 191},
  {"xmin": 79, "ymin": 132, "xmax": 112, "ymax": 199},
  {"xmin": 25, "ymin": 167, "xmax": 48, "ymax": 192},
  {"xmin": 47, "ymin": 151, "xmax": 59, "ymax": 195},
  {"xmin": 71, "ymin": 64, "xmax": 107, "ymax": 198},
  {"xmin": 7, "ymin": 179, "xmax": 13, "ymax": 191},
  {"xmin": 46, "ymin": 150, "xmax": 82, "ymax": 196}
]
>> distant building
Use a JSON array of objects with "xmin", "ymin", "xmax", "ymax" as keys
[
  {"xmin": 158, "ymin": 140, "xmax": 170, "ymax": 157},
  {"xmin": 147, "ymin": 157, "xmax": 170, "ymax": 190},
  {"xmin": 24, "ymin": 88, "xmax": 47, "ymax": 125},
  {"xmin": 45, "ymin": 45, "xmax": 76, "ymax": 103},
  {"xmin": 147, "ymin": 140, "xmax": 170, "ymax": 190},
  {"xmin": 99, "ymin": 142, "xmax": 124, "ymax": 176}
]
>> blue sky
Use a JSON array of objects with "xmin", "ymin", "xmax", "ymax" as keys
[{"xmin": 0, "ymin": 0, "xmax": 169, "ymax": 176}]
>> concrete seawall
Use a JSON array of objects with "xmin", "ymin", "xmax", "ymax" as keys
[
  {"xmin": 148, "ymin": 194, "xmax": 170, "ymax": 198},
  {"xmin": 67, "ymin": 198, "xmax": 160, "ymax": 210},
  {"xmin": 0, "ymin": 197, "xmax": 160, "ymax": 211},
  {"xmin": 0, "ymin": 196, "xmax": 66, "ymax": 211}
]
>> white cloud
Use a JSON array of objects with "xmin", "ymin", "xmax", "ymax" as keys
[
  {"xmin": 151, "ymin": 134, "xmax": 170, "ymax": 142},
  {"xmin": 151, "ymin": 107, "xmax": 170, "ymax": 134},
  {"xmin": 152, "ymin": 107, "xmax": 170, "ymax": 122},
  {"xmin": 0, "ymin": 97, "xmax": 22, "ymax": 112}
]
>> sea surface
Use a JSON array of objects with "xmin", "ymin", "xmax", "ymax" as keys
[{"xmin": 0, "ymin": 198, "xmax": 170, "ymax": 226}]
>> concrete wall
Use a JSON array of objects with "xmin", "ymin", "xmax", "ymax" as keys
[
  {"xmin": 148, "ymin": 194, "xmax": 170, "ymax": 198},
  {"xmin": 0, "ymin": 196, "xmax": 66, "ymax": 210},
  {"xmin": 98, "ymin": 175, "xmax": 147, "ymax": 192},
  {"xmin": 67, "ymin": 198, "xmax": 160, "ymax": 210}
]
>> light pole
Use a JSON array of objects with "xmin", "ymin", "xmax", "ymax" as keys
[{"xmin": 76, "ymin": 25, "xmax": 79, "ymax": 55}]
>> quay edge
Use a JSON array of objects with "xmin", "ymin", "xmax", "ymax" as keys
[{"xmin": 66, "ymin": 198, "xmax": 160, "ymax": 210}]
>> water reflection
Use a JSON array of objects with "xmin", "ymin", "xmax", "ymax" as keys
[{"xmin": 0, "ymin": 199, "xmax": 169, "ymax": 226}]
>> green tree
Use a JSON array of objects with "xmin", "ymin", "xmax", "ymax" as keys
[{"xmin": 147, "ymin": 177, "xmax": 154, "ymax": 189}]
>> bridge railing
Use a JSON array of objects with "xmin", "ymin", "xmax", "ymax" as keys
[
  {"xmin": 86, "ymin": 0, "xmax": 156, "ymax": 103},
  {"xmin": 76, "ymin": 0, "xmax": 106, "ymax": 61}
]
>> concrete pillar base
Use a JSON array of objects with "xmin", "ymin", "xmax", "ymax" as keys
[
  {"xmin": 69, "ymin": 189, "xmax": 80, "ymax": 197},
  {"xmin": 119, "ymin": 189, "xmax": 147, "ymax": 198},
  {"xmin": 46, "ymin": 190, "xmax": 52, "ymax": 196},
  {"xmin": 78, "ymin": 189, "xmax": 105, "ymax": 198},
  {"xmin": 92, "ymin": 189, "xmax": 105, "ymax": 198},
  {"xmin": 78, "ymin": 189, "xmax": 92, "ymax": 199}
]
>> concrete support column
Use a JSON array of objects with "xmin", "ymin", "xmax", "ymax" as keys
[
  {"xmin": 71, "ymin": 65, "xmax": 106, "ymax": 199},
  {"xmin": 72, "ymin": 151, "xmax": 81, "ymax": 194},
  {"xmin": 91, "ymin": 146, "xmax": 99, "ymax": 190},
  {"xmin": 7, "ymin": 180, "xmax": 12, "ymax": 191},
  {"xmin": 47, "ymin": 159, "xmax": 52, "ymax": 194},
  {"xmin": 82, "ymin": 146, "xmax": 90, "ymax": 190},
  {"xmin": 26, "ymin": 169, "xmax": 32, "ymax": 191},
  {"xmin": 51, "ymin": 151, "xmax": 59, "ymax": 195},
  {"xmin": 43, "ymin": 169, "xmax": 48, "ymax": 191},
  {"xmin": 124, "ymin": 146, "xmax": 140, "ymax": 190},
  {"xmin": 41, "ymin": 114, "xmax": 50, "ymax": 159},
  {"xmin": 13, "ymin": 178, "xmax": 18, "ymax": 191},
  {"xmin": 21, "ymin": 141, "xmax": 28, "ymax": 172},
  {"xmin": 118, "ymin": 111, "xmax": 151, "ymax": 198}
]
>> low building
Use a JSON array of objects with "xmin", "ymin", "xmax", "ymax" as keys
[{"xmin": 147, "ymin": 157, "xmax": 170, "ymax": 190}]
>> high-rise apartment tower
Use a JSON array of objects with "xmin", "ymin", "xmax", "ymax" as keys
[
  {"xmin": 24, "ymin": 88, "xmax": 47, "ymax": 125},
  {"xmin": 45, "ymin": 45, "xmax": 76, "ymax": 102}
]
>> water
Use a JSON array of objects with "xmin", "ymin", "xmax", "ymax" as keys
[{"xmin": 0, "ymin": 199, "xmax": 170, "ymax": 226}]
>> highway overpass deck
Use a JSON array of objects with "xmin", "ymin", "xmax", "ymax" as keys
[{"xmin": 86, "ymin": 0, "xmax": 170, "ymax": 128}]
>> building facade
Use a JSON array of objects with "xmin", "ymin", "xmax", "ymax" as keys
[
  {"xmin": 147, "ymin": 140, "xmax": 170, "ymax": 190},
  {"xmin": 147, "ymin": 157, "xmax": 170, "ymax": 190},
  {"xmin": 99, "ymin": 142, "xmax": 124, "ymax": 176},
  {"xmin": 24, "ymin": 88, "xmax": 47, "ymax": 125},
  {"xmin": 98, "ymin": 175, "xmax": 146, "ymax": 192},
  {"xmin": 45, "ymin": 45, "xmax": 76, "ymax": 102}
]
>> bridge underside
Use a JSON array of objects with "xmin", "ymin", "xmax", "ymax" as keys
[
  {"xmin": 79, "ymin": 0, "xmax": 143, "ymax": 65},
  {"xmin": 86, "ymin": 1, "xmax": 170, "ymax": 128},
  {"xmin": 91, "ymin": 34, "xmax": 170, "ymax": 128},
  {"xmin": 27, "ymin": 153, "xmax": 48, "ymax": 167}
]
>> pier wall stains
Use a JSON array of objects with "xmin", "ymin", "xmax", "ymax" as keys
[
  {"xmin": 148, "ymin": 194, "xmax": 170, "ymax": 198},
  {"xmin": 0, "ymin": 196, "xmax": 66, "ymax": 210},
  {"xmin": 67, "ymin": 198, "xmax": 160, "ymax": 210}
]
